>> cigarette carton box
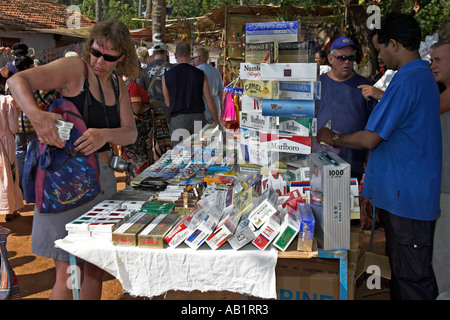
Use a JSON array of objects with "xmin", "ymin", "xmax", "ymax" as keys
[
  {"xmin": 296, "ymin": 203, "xmax": 315, "ymax": 252},
  {"xmin": 309, "ymin": 151, "xmax": 350, "ymax": 250},
  {"xmin": 261, "ymin": 99, "xmax": 316, "ymax": 118},
  {"xmin": 94, "ymin": 200, "xmax": 123, "ymax": 211},
  {"xmin": 278, "ymin": 41, "xmax": 315, "ymax": 63},
  {"xmin": 245, "ymin": 42, "xmax": 278, "ymax": 64},
  {"xmin": 259, "ymin": 132, "xmax": 312, "ymax": 155},
  {"xmin": 205, "ymin": 205, "xmax": 241, "ymax": 250},
  {"xmin": 227, "ymin": 212, "xmax": 256, "ymax": 250},
  {"xmin": 112, "ymin": 212, "xmax": 156, "ymax": 247},
  {"xmin": 184, "ymin": 204, "xmax": 224, "ymax": 250},
  {"xmin": 65, "ymin": 217, "xmax": 97, "ymax": 237},
  {"xmin": 278, "ymin": 117, "xmax": 317, "ymax": 136},
  {"xmin": 121, "ymin": 200, "xmax": 146, "ymax": 211},
  {"xmin": 141, "ymin": 202, "xmax": 175, "ymax": 215},
  {"xmin": 279, "ymin": 81, "xmax": 321, "ymax": 100},
  {"xmin": 244, "ymin": 80, "xmax": 280, "ymax": 99},
  {"xmin": 245, "ymin": 21, "xmax": 300, "ymax": 44},
  {"xmin": 240, "ymin": 111, "xmax": 278, "ymax": 131},
  {"xmin": 252, "ymin": 213, "xmax": 281, "ymax": 250},
  {"xmin": 138, "ymin": 214, "xmax": 182, "ymax": 249},
  {"xmin": 241, "ymin": 95, "xmax": 262, "ymax": 113},
  {"xmin": 164, "ymin": 203, "xmax": 209, "ymax": 248},
  {"xmin": 260, "ymin": 63, "xmax": 319, "ymax": 82},
  {"xmin": 273, "ymin": 207, "xmax": 300, "ymax": 251},
  {"xmin": 248, "ymin": 188, "xmax": 279, "ymax": 229},
  {"xmin": 240, "ymin": 63, "xmax": 261, "ymax": 80}
]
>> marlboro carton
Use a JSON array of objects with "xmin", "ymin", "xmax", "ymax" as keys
[
  {"xmin": 112, "ymin": 212, "xmax": 156, "ymax": 247},
  {"xmin": 252, "ymin": 213, "xmax": 281, "ymax": 250},
  {"xmin": 309, "ymin": 151, "xmax": 350, "ymax": 250},
  {"xmin": 260, "ymin": 63, "xmax": 319, "ymax": 82},
  {"xmin": 138, "ymin": 214, "xmax": 182, "ymax": 249},
  {"xmin": 261, "ymin": 99, "xmax": 316, "ymax": 118},
  {"xmin": 241, "ymin": 95, "xmax": 262, "ymax": 113},
  {"xmin": 245, "ymin": 21, "xmax": 300, "ymax": 44},
  {"xmin": 244, "ymin": 80, "xmax": 279, "ymax": 99},
  {"xmin": 296, "ymin": 203, "xmax": 315, "ymax": 252},
  {"xmin": 245, "ymin": 42, "xmax": 278, "ymax": 63},
  {"xmin": 240, "ymin": 111, "xmax": 278, "ymax": 131},
  {"xmin": 259, "ymin": 132, "xmax": 312, "ymax": 155},
  {"xmin": 121, "ymin": 200, "xmax": 146, "ymax": 211},
  {"xmin": 240, "ymin": 63, "xmax": 261, "ymax": 80},
  {"xmin": 94, "ymin": 200, "xmax": 123, "ymax": 211},
  {"xmin": 227, "ymin": 212, "xmax": 256, "ymax": 250},
  {"xmin": 278, "ymin": 117, "xmax": 317, "ymax": 136},
  {"xmin": 164, "ymin": 201, "xmax": 209, "ymax": 248},
  {"xmin": 65, "ymin": 217, "xmax": 96, "ymax": 237},
  {"xmin": 205, "ymin": 205, "xmax": 241, "ymax": 250}
]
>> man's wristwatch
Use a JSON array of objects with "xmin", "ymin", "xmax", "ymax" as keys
[{"xmin": 332, "ymin": 133, "xmax": 341, "ymax": 148}]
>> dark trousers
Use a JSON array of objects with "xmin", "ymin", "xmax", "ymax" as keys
[{"xmin": 379, "ymin": 208, "xmax": 438, "ymax": 300}]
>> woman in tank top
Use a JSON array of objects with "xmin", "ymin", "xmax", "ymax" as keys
[{"xmin": 6, "ymin": 18, "xmax": 140, "ymax": 300}]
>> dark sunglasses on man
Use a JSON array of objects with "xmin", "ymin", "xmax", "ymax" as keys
[
  {"xmin": 331, "ymin": 54, "xmax": 357, "ymax": 62},
  {"xmin": 89, "ymin": 47, "xmax": 123, "ymax": 62}
]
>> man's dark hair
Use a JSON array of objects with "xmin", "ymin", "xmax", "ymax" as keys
[
  {"xmin": 15, "ymin": 55, "xmax": 34, "ymax": 72},
  {"xmin": 370, "ymin": 12, "xmax": 421, "ymax": 51}
]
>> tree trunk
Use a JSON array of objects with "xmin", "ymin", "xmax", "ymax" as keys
[
  {"xmin": 152, "ymin": 0, "xmax": 167, "ymax": 43},
  {"xmin": 95, "ymin": 0, "xmax": 102, "ymax": 22},
  {"xmin": 138, "ymin": 0, "xmax": 142, "ymax": 17}
]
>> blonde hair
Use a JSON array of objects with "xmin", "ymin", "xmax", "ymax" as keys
[{"xmin": 81, "ymin": 18, "xmax": 140, "ymax": 80}]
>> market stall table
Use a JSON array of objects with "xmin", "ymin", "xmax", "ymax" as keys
[{"xmin": 55, "ymin": 237, "xmax": 348, "ymax": 300}]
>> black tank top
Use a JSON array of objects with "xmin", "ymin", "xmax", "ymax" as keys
[
  {"xmin": 163, "ymin": 63, "xmax": 205, "ymax": 116},
  {"xmin": 65, "ymin": 79, "xmax": 120, "ymax": 152}
]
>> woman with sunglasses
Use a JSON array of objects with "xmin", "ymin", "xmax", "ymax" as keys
[{"xmin": 6, "ymin": 18, "xmax": 139, "ymax": 300}]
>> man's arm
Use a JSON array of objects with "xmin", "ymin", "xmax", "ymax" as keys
[
  {"xmin": 317, "ymin": 127, "xmax": 383, "ymax": 150},
  {"xmin": 203, "ymin": 74, "xmax": 219, "ymax": 124},
  {"xmin": 162, "ymin": 74, "xmax": 170, "ymax": 109}
]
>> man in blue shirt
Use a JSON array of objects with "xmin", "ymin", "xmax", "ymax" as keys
[
  {"xmin": 192, "ymin": 47, "xmax": 224, "ymax": 123},
  {"xmin": 315, "ymin": 35, "xmax": 377, "ymax": 181},
  {"xmin": 318, "ymin": 12, "xmax": 441, "ymax": 300}
]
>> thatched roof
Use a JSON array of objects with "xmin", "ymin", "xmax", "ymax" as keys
[{"xmin": 0, "ymin": 0, "xmax": 96, "ymax": 32}]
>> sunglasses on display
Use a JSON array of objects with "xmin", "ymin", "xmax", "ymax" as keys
[
  {"xmin": 331, "ymin": 54, "xmax": 357, "ymax": 62},
  {"xmin": 89, "ymin": 47, "xmax": 123, "ymax": 62}
]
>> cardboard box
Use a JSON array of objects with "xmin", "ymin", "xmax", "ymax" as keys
[
  {"xmin": 241, "ymin": 95, "xmax": 262, "ymax": 113},
  {"xmin": 239, "ymin": 111, "xmax": 278, "ymax": 131},
  {"xmin": 278, "ymin": 41, "xmax": 315, "ymax": 63},
  {"xmin": 240, "ymin": 63, "xmax": 261, "ymax": 80},
  {"xmin": 245, "ymin": 21, "xmax": 300, "ymax": 44},
  {"xmin": 244, "ymin": 80, "xmax": 279, "ymax": 99},
  {"xmin": 112, "ymin": 212, "xmax": 156, "ymax": 247},
  {"xmin": 245, "ymin": 42, "xmax": 278, "ymax": 63},
  {"xmin": 138, "ymin": 214, "xmax": 182, "ymax": 249},
  {"xmin": 279, "ymin": 81, "xmax": 321, "ymax": 100},
  {"xmin": 261, "ymin": 99, "xmax": 316, "ymax": 118},
  {"xmin": 309, "ymin": 152, "xmax": 351, "ymax": 250},
  {"xmin": 260, "ymin": 63, "xmax": 319, "ymax": 82},
  {"xmin": 276, "ymin": 232, "xmax": 359, "ymax": 300},
  {"xmin": 278, "ymin": 117, "xmax": 317, "ymax": 136}
]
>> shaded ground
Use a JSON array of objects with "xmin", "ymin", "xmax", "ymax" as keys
[{"xmin": 1, "ymin": 173, "xmax": 389, "ymax": 300}]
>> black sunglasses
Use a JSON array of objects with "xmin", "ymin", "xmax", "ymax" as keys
[
  {"xmin": 89, "ymin": 47, "xmax": 123, "ymax": 62},
  {"xmin": 331, "ymin": 54, "xmax": 357, "ymax": 62}
]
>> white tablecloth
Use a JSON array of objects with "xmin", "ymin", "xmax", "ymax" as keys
[{"xmin": 55, "ymin": 236, "xmax": 278, "ymax": 299}]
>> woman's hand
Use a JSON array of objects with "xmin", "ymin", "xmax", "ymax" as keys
[
  {"xmin": 74, "ymin": 128, "xmax": 108, "ymax": 155},
  {"xmin": 31, "ymin": 109, "xmax": 65, "ymax": 148}
]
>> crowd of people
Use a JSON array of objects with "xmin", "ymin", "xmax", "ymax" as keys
[{"xmin": 0, "ymin": 12, "xmax": 448, "ymax": 301}]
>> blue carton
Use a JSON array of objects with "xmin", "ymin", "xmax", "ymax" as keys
[
  {"xmin": 296, "ymin": 203, "xmax": 315, "ymax": 252},
  {"xmin": 261, "ymin": 99, "xmax": 316, "ymax": 118}
]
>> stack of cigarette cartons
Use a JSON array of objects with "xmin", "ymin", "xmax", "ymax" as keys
[
  {"xmin": 239, "ymin": 21, "xmax": 320, "ymax": 173},
  {"xmin": 296, "ymin": 203, "xmax": 315, "ymax": 252},
  {"xmin": 205, "ymin": 205, "xmax": 242, "ymax": 250}
]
